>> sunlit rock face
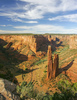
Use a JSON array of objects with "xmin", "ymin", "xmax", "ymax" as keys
[{"xmin": 69, "ymin": 36, "xmax": 77, "ymax": 49}]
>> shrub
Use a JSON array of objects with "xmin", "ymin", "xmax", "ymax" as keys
[
  {"xmin": 44, "ymin": 70, "xmax": 47, "ymax": 73},
  {"xmin": 25, "ymin": 67, "xmax": 28, "ymax": 70},
  {"xmin": 36, "ymin": 92, "xmax": 44, "ymax": 100},
  {"xmin": 57, "ymin": 79, "xmax": 77, "ymax": 100},
  {"xmin": 16, "ymin": 81, "xmax": 37, "ymax": 99},
  {"xmin": 45, "ymin": 65, "xmax": 47, "ymax": 68},
  {"xmin": 16, "ymin": 80, "xmax": 77, "ymax": 100}
]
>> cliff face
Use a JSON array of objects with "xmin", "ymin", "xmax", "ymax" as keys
[
  {"xmin": 0, "ymin": 35, "xmax": 37, "ymax": 53},
  {"xmin": 69, "ymin": 36, "xmax": 77, "ymax": 49},
  {"xmin": 0, "ymin": 34, "xmax": 72, "ymax": 61}
]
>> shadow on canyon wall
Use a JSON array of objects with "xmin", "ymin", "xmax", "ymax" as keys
[
  {"xmin": 36, "ymin": 35, "xmax": 64, "ymax": 52},
  {"xmin": 0, "ymin": 39, "xmax": 38, "ymax": 82}
]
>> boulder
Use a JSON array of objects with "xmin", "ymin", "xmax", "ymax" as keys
[{"xmin": 0, "ymin": 78, "xmax": 20, "ymax": 100}]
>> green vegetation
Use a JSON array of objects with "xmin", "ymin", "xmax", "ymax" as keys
[
  {"xmin": 16, "ymin": 79, "xmax": 77, "ymax": 100},
  {"xmin": 25, "ymin": 67, "xmax": 28, "ymax": 70},
  {"xmin": 34, "ymin": 59, "xmax": 47, "ymax": 65},
  {"xmin": 16, "ymin": 81, "xmax": 38, "ymax": 99},
  {"xmin": 44, "ymin": 70, "xmax": 47, "ymax": 73}
]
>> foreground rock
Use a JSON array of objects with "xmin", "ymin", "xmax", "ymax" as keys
[{"xmin": 0, "ymin": 78, "xmax": 20, "ymax": 100}]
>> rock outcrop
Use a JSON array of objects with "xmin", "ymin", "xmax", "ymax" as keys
[
  {"xmin": 53, "ymin": 54, "xmax": 59, "ymax": 78},
  {"xmin": 47, "ymin": 46, "xmax": 53, "ymax": 79},
  {"xmin": 0, "ymin": 78, "xmax": 20, "ymax": 100},
  {"xmin": 47, "ymin": 46, "xmax": 59, "ymax": 79}
]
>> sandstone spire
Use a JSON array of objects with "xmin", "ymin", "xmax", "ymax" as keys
[
  {"xmin": 47, "ymin": 45, "xmax": 53, "ymax": 79},
  {"xmin": 53, "ymin": 54, "xmax": 59, "ymax": 78},
  {"xmin": 47, "ymin": 45, "xmax": 59, "ymax": 79}
]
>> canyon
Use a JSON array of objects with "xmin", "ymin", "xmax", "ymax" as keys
[{"xmin": 0, "ymin": 34, "xmax": 77, "ymax": 99}]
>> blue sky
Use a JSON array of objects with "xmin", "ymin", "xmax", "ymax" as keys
[{"xmin": 0, "ymin": 0, "xmax": 77, "ymax": 34}]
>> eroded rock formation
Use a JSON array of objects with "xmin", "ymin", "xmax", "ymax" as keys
[
  {"xmin": 53, "ymin": 54, "xmax": 59, "ymax": 78},
  {"xmin": 47, "ymin": 45, "xmax": 53, "ymax": 79},
  {"xmin": 47, "ymin": 45, "xmax": 59, "ymax": 79}
]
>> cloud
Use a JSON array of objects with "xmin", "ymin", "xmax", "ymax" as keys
[
  {"xmin": 0, "ymin": 30, "xmax": 35, "ymax": 34},
  {"xmin": 0, "ymin": 12, "xmax": 38, "ymax": 23},
  {"xmin": 20, "ymin": 0, "xmax": 77, "ymax": 12},
  {"xmin": 0, "ymin": 25, "xmax": 13, "ymax": 27},
  {"xmin": 14, "ymin": 24, "xmax": 77, "ymax": 33},
  {"xmin": 0, "ymin": 25, "xmax": 6, "ymax": 27},
  {"xmin": 0, "ymin": 24, "xmax": 77, "ymax": 34},
  {"xmin": 49, "ymin": 14, "xmax": 77, "ymax": 22},
  {"xmin": 0, "ymin": 0, "xmax": 77, "ymax": 21}
]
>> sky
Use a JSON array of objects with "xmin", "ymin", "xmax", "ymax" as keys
[{"xmin": 0, "ymin": 0, "xmax": 77, "ymax": 34}]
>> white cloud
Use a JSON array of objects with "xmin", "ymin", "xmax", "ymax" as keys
[
  {"xmin": 0, "ymin": 30, "xmax": 35, "ymax": 34},
  {"xmin": 0, "ymin": 12, "xmax": 38, "ymax": 23},
  {"xmin": 49, "ymin": 14, "xmax": 77, "ymax": 22},
  {"xmin": 0, "ymin": 24, "xmax": 77, "ymax": 34},
  {"xmin": 26, "ymin": 21, "xmax": 38, "ymax": 23},
  {"xmin": 14, "ymin": 24, "xmax": 77, "ymax": 33},
  {"xmin": 0, "ymin": 0, "xmax": 77, "ymax": 21},
  {"xmin": 0, "ymin": 25, "xmax": 6, "ymax": 27},
  {"xmin": 20, "ymin": 0, "xmax": 77, "ymax": 13},
  {"xmin": 0, "ymin": 25, "xmax": 13, "ymax": 27}
]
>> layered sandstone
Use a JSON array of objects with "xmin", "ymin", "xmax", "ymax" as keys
[
  {"xmin": 53, "ymin": 54, "xmax": 59, "ymax": 78},
  {"xmin": 69, "ymin": 36, "xmax": 77, "ymax": 49},
  {"xmin": 47, "ymin": 46, "xmax": 53, "ymax": 79},
  {"xmin": 0, "ymin": 35, "xmax": 67, "ymax": 54},
  {"xmin": 0, "ymin": 34, "xmax": 70, "ymax": 61},
  {"xmin": 47, "ymin": 45, "xmax": 59, "ymax": 79}
]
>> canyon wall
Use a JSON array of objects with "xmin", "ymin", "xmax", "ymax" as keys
[
  {"xmin": 69, "ymin": 35, "xmax": 77, "ymax": 49},
  {"xmin": 0, "ymin": 34, "xmax": 71, "ymax": 55}
]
